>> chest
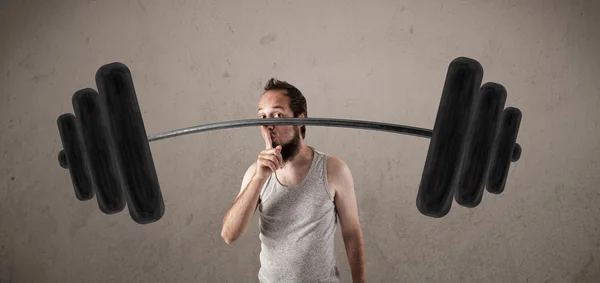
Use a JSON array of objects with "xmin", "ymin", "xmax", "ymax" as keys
[
  {"xmin": 260, "ymin": 173, "xmax": 337, "ymax": 220},
  {"xmin": 275, "ymin": 170, "xmax": 336, "ymax": 199},
  {"xmin": 275, "ymin": 167, "xmax": 310, "ymax": 188}
]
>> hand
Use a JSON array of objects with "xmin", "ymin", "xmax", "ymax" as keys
[{"xmin": 255, "ymin": 126, "xmax": 283, "ymax": 180}]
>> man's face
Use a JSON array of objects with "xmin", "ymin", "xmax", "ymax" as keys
[{"xmin": 258, "ymin": 90, "xmax": 303, "ymax": 162}]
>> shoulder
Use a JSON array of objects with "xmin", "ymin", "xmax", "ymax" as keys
[
  {"xmin": 326, "ymin": 155, "xmax": 354, "ymax": 190},
  {"xmin": 326, "ymin": 155, "xmax": 348, "ymax": 172}
]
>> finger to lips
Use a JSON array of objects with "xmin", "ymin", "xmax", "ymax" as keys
[{"xmin": 262, "ymin": 126, "xmax": 273, "ymax": 149}]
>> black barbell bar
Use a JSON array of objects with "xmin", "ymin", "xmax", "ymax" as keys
[
  {"xmin": 144, "ymin": 118, "xmax": 520, "ymax": 162},
  {"xmin": 147, "ymin": 118, "xmax": 432, "ymax": 141}
]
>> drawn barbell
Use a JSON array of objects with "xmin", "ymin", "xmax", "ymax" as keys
[{"xmin": 56, "ymin": 57, "xmax": 522, "ymax": 224}]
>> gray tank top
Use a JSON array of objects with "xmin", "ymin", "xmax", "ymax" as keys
[{"xmin": 257, "ymin": 146, "xmax": 340, "ymax": 283}]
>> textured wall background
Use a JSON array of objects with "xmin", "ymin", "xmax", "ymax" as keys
[{"xmin": 1, "ymin": 0, "xmax": 599, "ymax": 282}]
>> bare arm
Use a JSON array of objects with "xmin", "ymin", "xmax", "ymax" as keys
[
  {"xmin": 221, "ymin": 162, "xmax": 266, "ymax": 245},
  {"xmin": 329, "ymin": 156, "xmax": 366, "ymax": 283},
  {"xmin": 222, "ymin": 126, "xmax": 283, "ymax": 245}
]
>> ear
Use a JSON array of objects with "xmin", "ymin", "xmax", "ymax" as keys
[{"xmin": 297, "ymin": 112, "xmax": 306, "ymax": 128}]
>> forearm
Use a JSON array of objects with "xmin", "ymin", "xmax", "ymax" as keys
[
  {"xmin": 221, "ymin": 175, "xmax": 265, "ymax": 244},
  {"xmin": 343, "ymin": 232, "xmax": 366, "ymax": 283}
]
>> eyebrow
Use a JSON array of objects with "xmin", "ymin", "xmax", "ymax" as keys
[{"xmin": 258, "ymin": 106, "xmax": 285, "ymax": 111}]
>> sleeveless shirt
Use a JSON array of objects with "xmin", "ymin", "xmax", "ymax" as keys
[{"xmin": 257, "ymin": 146, "xmax": 340, "ymax": 283}]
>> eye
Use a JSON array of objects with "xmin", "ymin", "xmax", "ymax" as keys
[{"xmin": 258, "ymin": 113, "xmax": 282, "ymax": 118}]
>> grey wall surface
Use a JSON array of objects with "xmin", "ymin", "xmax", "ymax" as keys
[{"xmin": 1, "ymin": 0, "xmax": 599, "ymax": 282}]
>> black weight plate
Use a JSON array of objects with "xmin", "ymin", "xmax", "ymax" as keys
[
  {"xmin": 57, "ymin": 113, "xmax": 94, "ymax": 201},
  {"xmin": 72, "ymin": 88, "xmax": 126, "ymax": 214},
  {"xmin": 487, "ymin": 107, "xmax": 522, "ymax": 194},
  {"xmin": 455, "ymin": 83, "xmax": 506, "ymax": 208},
  {"xmin": 96, "ymin": 63, "xmax": 164, "ymax": 224},
  {"xmin": 417, "ymin": 57, "xmax": 483, "ymax": 218}
]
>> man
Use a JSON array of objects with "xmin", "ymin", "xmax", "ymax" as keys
[{"xmin": 221, "ymin": 78, "xmax": 366, "ymax": 283}]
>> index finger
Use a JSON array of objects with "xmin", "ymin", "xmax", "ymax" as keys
[{"xmin": 261, "ymin": 126, "xmax": 273, "ymax": 149}]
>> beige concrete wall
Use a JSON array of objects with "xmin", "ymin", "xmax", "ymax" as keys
[{"xmin": 1, "ymin": 0, "xmax": 599, "ymax": 282}]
